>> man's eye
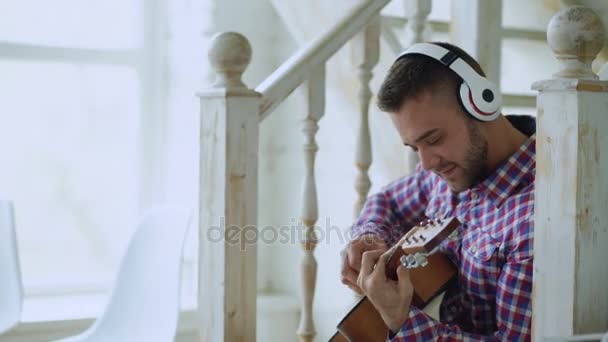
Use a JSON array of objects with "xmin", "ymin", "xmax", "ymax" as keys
[
  {"xmin": 427, "ymin": 136, "xmax": 441, "ymax": 145},
  {"xmin": 408, "ymin": 145, "xmax": 418, "ymax": 152}
]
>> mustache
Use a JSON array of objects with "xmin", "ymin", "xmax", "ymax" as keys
[{"xmin": 434, "ymin": 162, "xmax": 456, "ymax": 173}]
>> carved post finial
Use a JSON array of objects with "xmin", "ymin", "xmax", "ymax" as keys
[
  {"xmin": 547, "ymin": 5, "xmax": 605, "ymax": 79},
  {"xmin": 208, "ymin": 32, "xmax": 252, "ymax": 88}
]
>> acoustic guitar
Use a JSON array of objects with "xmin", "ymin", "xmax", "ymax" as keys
[{"xmin": 330, "ymin": 217, "xmax": 460, "ymax": 341}]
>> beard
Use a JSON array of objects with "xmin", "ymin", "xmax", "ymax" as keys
[{"xmin": 445, "ymin": 120, "xmax": 489, "ymax": 192}]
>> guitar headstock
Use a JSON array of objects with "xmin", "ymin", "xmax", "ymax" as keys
[
  {"xmin": 384, "ymin": 216, "xmax": 460, "ymax": 277},
  {"xmin": 397, "ymin": 217, "xmax": 460, "ymax": 255}
]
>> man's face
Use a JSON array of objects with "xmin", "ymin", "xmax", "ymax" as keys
[{"xmin": 390, "ymin": 91, "xmax": 488, "ymax": 192}]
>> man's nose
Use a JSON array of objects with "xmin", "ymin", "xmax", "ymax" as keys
[{"xmin": 419, "ymin": 149, "xmax": 440, "ymax": 171}]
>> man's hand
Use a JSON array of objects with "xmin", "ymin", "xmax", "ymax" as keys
[
  {"xmin": 340, "ymin": 234, "xmax": 388, "ymax": 294},
  {"xmin": 357, "ymin": 248, "xmax": 414, "ymax": 334}
]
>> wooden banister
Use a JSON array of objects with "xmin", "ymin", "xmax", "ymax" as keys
[{"xmin": 256, "ymin": 0, "xmax": 391, "ymax": 121}]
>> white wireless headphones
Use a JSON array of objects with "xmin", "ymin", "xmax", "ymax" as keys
[{"xmin": 396, "ymin": 43, "xmax": 502, "ymax": 122}]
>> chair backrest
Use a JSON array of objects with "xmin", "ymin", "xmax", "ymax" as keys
[
  {"xmin": 0, "ymin": 200, "xmax": 23, "ymax": 334},
  {"xmin": 84, "ymin": 206, "xmax": 193, "ymax": 342}
]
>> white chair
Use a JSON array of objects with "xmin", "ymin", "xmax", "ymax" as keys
[
  {"xmin": 54, "ymin": 206, "xmax": 193, "ymax": 342},
  {"xmin": 0, "ymin": 200, "xmax": 23, "ymax": 335}
]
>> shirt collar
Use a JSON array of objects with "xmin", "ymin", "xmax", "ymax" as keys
[{"xmin": 475, "ymin": 134, "xmax": 536, "ymax": 207}]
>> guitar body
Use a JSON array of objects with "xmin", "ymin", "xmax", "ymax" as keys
[{"xmin": 330, "ymin": 218, "xmax": 460, "ymax": 342}]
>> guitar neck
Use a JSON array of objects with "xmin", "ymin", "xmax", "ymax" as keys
[
  {"xmin": 385, "ymin": 247, "xmax": 406, "ymax": 281},
  {"xmin": 384, "ymin": 218, "xmax": 460, "ymax": 281}
]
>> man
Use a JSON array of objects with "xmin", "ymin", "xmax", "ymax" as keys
[{"xmin": 340, "ymin": 42, "xmax": 535, "ymax": 341}]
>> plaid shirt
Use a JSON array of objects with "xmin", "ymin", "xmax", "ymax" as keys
[{"xmin": 352, "ymin": 120, "xmax": 535, "ymax": 341}]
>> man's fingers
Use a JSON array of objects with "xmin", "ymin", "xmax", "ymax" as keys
[
  {"xmin": 342, "ymin": 278, "xmax": 364, "ymax": 295},
  {"xmin": 375, "ymin": 240, "xmax": 389, "ymax": 251},
  {"xmin": 373, "ymin": 248, "xmax": 393, "ymax": 276},
  {"xmin": 341, "ymin": 247, "xmax": 363, "ymax": 294},
  {"xmin": 348, "ymin": 247, "xmax": 363, "ymax": 272},
  {"xmin": 341, "ymin": 253, "xmax": 359, "ymax": 286},
  {"xmin": 349, "ymin": 235, "xmax": 388, "ymax": 271},
  {"xmin": 396, "ymin": 264, "xmax": 412, "ymax": 296},
  {"xmin": 358, "ymin": 249, "xmax": 381, "ymax": 292},
  {"xmin": 359, "ymin": 249, "xmax": 384, "ymax": 278}
]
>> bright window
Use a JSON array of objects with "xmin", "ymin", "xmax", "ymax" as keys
[
  {"xmin": 0, "ymin": 0, "xmax": 168, "ymax": 298},
  {"xmin": 0, "ymin": 0, "xmax": 143, "ymax": 49}
]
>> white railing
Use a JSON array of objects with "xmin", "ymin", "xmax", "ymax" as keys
[
  {"xmin": 257, "ymin": 0, "xmax": 391, "ymax": 121},
  {"xmin": 198, "ymin": 1, "xmax": 393, "ymax": 340}
]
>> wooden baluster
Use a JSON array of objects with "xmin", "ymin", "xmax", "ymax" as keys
[
  {"xmin": 450, "ymin": 0, "xmax": 502, "ymax": 86},
  {"xmin": 199, "ymin": 32, "xmax": 260, "ymax": 342},
  {"xmin": 532, "ymin": 5, "xmax": 608, "ymax": 341},
  {"xmin": 352, "ymin": 16, "xmax": 380, "ymax": 217},
  {"xmin": 297, "ymin": 66, "xmax": 325, "ymax": 342},
  {"xmin": 404, "ymin": 0, "xmax": 432, "ymax": 46},
  {"xmin": 403, "ymin": 0, "xmax": 432, "ymax": 174}
]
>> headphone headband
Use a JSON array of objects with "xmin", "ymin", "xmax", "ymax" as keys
[{"xmin": 396, "ymin": 43, "xmax": 502, "ymax": 122}]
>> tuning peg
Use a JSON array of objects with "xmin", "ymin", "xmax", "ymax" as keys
[
  {"xmin": 400, "ymin": 253, "xmax": 429, "ymax": 269},
  {"xmin": 407, "ymin": 255, "xmax": 417, "ymax": 268},
  {"xmin": 414, "ymin": 253, "xmax": 428, "ymax": 267},
  {"xmin": 399, "ymin": 255, "xmax": 409, "ymax": 268},
  {"xmin": 399, "ymin": 254, "xmax": 417, "ymax": 268}
]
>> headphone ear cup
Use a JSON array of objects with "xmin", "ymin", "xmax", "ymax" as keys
[
  {"xmin": 458, "ymin": 82, "xmax": 476, "ymax": 118},
  {"xmin": 459, "ymin": 81, "xmax": 501, "ymax": 122}
]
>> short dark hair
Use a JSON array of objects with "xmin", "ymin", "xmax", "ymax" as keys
[{"xmin": 376, "ymin": 42, "xmax": 486, "ymax": 113}]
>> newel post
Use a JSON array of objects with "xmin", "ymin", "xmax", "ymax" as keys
[
  {"xmin": 532, "ymin": 5, "xmax": 608, "ymax": 341},
  {"xmin": 198, "ymin": 32, "xmax": 261, "ymax": 342}
]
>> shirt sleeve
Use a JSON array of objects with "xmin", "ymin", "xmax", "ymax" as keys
[
  {"xmin": 387, "ymin": 219, "xmax": 534, "ymax": 342},
  {"xmin": 351, "ymin": 166, "xmax": 434, "ymax": 246}
]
